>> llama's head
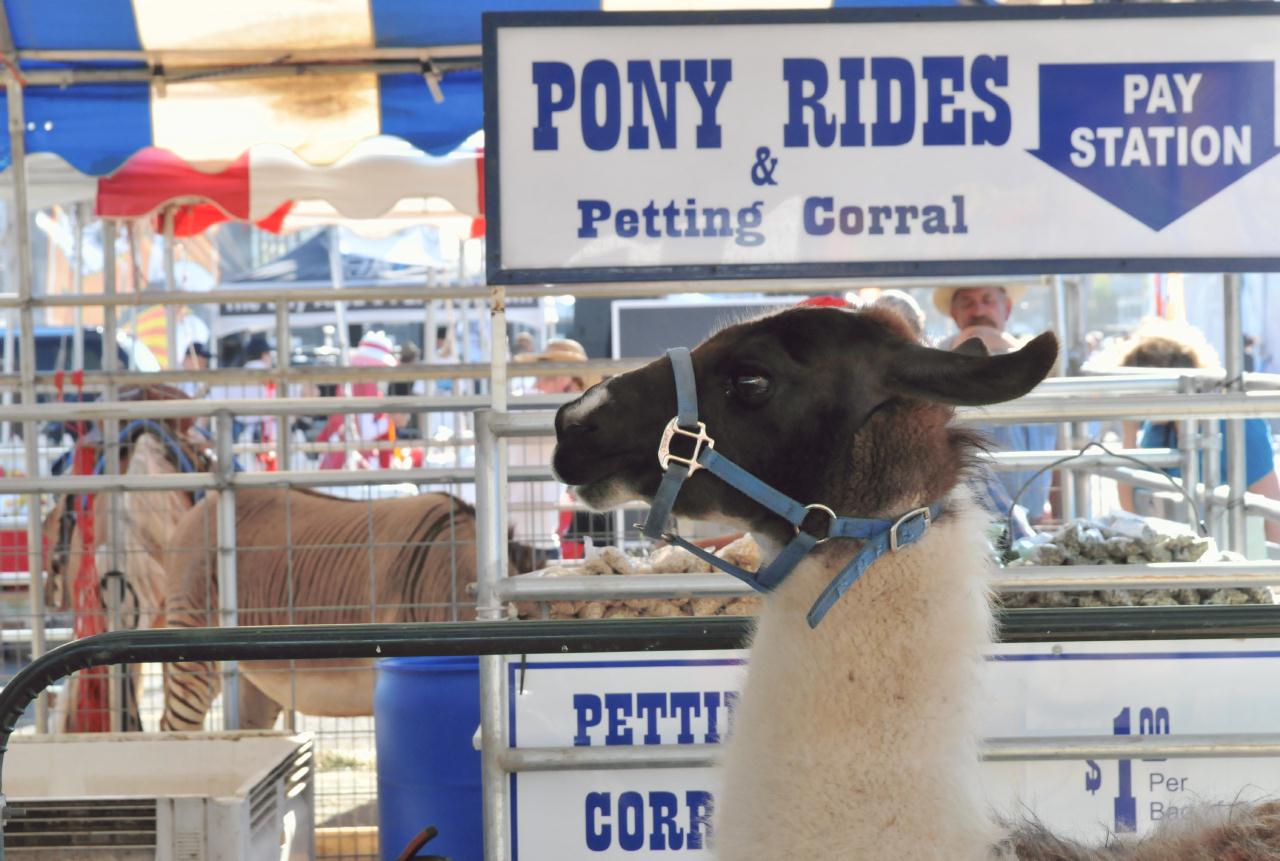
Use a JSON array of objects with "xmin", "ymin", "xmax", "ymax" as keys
[{"xmin": 553, "ymin": 307, "xmax": 1058, "ymax": 547}]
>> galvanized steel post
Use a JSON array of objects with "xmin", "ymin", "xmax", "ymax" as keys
[
  {"xmin": 214, "ymin": 413, "xmax": 240, "ymax": 729},
  {"xmin": 275, "ymin": 304, "xmax": 291, "ymax": 471},
  {"xmin": 99, "ymin": 220, "xmax": 129, "ymax": 731},
  {"xmin": 162, "ymin": 208, "xmax": 179, "ymax": 370},
  {"xmin": 1223, "ymin": 273, "xmax": 1248, "ymax": 552},
  {"xmin": 6, "ymin": 70, "xmax": 46, "ymax": 734},
  {"xmin": 1177, "ymin": 376, "xmax": 1201, "ymax": 531},
  {"xmin": 1051, "ymin": 276, "xmax": 1076, "ymax": 520},
  {"xmin": 474, "ymin": 409, "xmax": 510, "ymax": 861}
]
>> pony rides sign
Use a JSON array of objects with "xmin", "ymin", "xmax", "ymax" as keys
[{"xmin": 483, "ymin": 6, "xmax": 1280, "ymax": 282}]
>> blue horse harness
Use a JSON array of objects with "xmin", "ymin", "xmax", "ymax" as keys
[
  {"xmin": 53, "ymin": 419, "xmax": 207, "ymax": 513},
  {"xmin": 641, "ymin": 347, "xmax": 942, "ymax": 628}
]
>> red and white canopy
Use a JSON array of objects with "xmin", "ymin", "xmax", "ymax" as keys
[{"xmin": 95, "ymin": 137, "xmax": 485, "ymax": 238}]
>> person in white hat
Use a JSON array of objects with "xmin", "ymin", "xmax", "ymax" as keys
[
  {"xmin": 317, "ymin": 330, "xmax": 401, "ymax": 469},
  {"xmin": 933, "ymin": 284, "xmax": 1058, "ymax": 530}
]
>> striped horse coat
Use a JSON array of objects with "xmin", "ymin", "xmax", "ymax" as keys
[{"xmin": 161, "ymin": 487, "xmax": 489, "ymax": 730}]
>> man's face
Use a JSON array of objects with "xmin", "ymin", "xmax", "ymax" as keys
[{"xmin": 950, "ymin": 287, "xmax": 1011, "ymax": 331}]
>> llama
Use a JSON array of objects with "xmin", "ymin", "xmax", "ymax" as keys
[{"xmin": 550, "ymin": 305, "xmax": 1280, "ymax": 861}]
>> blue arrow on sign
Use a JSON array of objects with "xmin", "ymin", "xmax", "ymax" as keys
[{"xmin": 1029, "ymin": 62, "xmax": 1280, "ymax": 230}]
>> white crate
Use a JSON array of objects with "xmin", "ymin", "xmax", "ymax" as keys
[{"xmin": 4, "ymin": 731, "xmax": 313, "ymax": 861}]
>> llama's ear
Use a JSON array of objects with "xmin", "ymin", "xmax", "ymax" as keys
[
  {"xmin": 953, "ymin": 336, "xmax": 990, "ymax": 358},
  {"xmin": 885, "ymin": 332, "xmax": 1059, "ymax": 406}
]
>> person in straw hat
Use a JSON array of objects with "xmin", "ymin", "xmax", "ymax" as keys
[
  {"xmin": 511, "ymin": 337, "xmax": 610, "ymax": 560},
  {"xmin": 933, "ymin": 283, "xmax": 1028, "ymax": 345},
  {"xmin": 933, "ymin": 284, "xmax": 1058, "ymax": 527},
  {"xmin": 513, "ymin": 337, "xmax": 602, "ymax": 394}
]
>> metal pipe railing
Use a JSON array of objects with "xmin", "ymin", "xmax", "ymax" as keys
[
  {"xmin": 7, "ymin": 365, "xmax": 1280, "ymax": 399},
  {"xmin": 958, "ymin": 391, "xmax": 1280, "ymax": 424},
  {"xmin": 2, "ymin": 388, "xmax": 1273, "ymax": 429},
  {"xmin": 986, "ymin": 448, "xmax": 1179, "ymax": 472},
  {"xmin": 1101, "ymin": 467, "xmax": 1280, "ymax": 526},
  {"xmin": 500, "ymin": 733, "xmax": 1280, "ymax": 772},
  {"xmin": 0, "ymin": 464, "xmax": 555, "ymax": 495},
  {"xmin": 502, "ymin": 562, "xmax": 1280, "ymax": 603},
  {"xmin": 2, "ymin": 274, "xmax": 1042, "ymax": 310},
  {"xmin": 0, "ymin": 393, "xmax": 561, "ymax": 423}
]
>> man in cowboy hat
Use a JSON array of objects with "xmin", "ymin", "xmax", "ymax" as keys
[
  {"xmin": 933, "ymin": 283, "xmax": 1027, "ymax": 345},
  {"xmin": 933, "ymin": 284, "xmax": 1057, "ymax": 529}
]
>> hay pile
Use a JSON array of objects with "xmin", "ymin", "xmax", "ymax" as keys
[
  {"xmin": 1001, "ymin": 513, "xmax": 1271, "ymax": 608},
  {"xmin": 512, "ymin": 537, "xmax": 763, "ymax": 620}
]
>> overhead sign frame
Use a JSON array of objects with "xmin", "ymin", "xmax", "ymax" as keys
[{"xmin": 483, "ymin": 5, "xmax": 1280, "ymax": 284}]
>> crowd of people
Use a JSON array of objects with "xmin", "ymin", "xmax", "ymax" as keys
[
  {"xmin": 180, "ymin": 328, "xmax": 433, "ymax": 473},
  {"xmin": 870, "ymin": 284, "xmax": 1279, "ymax": 545},
  {"xmin": 178, "ymin": 287, "xmax": 1275, "ymax": 554}
]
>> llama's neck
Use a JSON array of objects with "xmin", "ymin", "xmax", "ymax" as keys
[{"xmin": 714, "ymin": 493, "xmax": 998, "ymax": 861}]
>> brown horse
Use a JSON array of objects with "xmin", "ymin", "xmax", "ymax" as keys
[{"xmin": 160, "ymin": 488, "xmax": 491, "ymax": 730}]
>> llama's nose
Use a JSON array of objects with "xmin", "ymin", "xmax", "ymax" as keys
[
  {"xmin": 556, "ymin": 382, "xmax": 613, "ymax": 441},
  {"xmin": 554, "ymin": 398, "xmax": 598, "ymax": 441}
]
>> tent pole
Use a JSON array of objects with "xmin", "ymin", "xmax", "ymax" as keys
[
  {"xmin": 163, "ymin": 208, "xmax": 179, "ymax": 369},
  {"xmin": 5, "ymin": 68, "xmax": 47, "ymax": 734}
]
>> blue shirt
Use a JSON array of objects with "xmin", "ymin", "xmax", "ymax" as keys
[
  {"xmin": 1137, "ymin": 418, "xmax": 1275, "ymax": 487},
  {"xmin": 980, "ymin": 423, "xmax": 1059, "ymax": 521}
]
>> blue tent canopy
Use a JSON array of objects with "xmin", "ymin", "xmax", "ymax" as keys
[
  {"xmin": 0, "ymin": 0, "xmax": 961, "ymax": 177},
  {"xmin": 0, "ymin": 0, "xmax": 600, "ymax": 175}
]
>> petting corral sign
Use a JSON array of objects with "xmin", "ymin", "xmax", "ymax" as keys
[
  {"xmin": 483, "ymin": 6, "xmax": 1280, "ymax": 282},
  {"xmin": 509, "ymin": 642, "xmax": 1280, "ymax": 859}
]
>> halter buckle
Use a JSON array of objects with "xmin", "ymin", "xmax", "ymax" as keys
[
  {"xmin": 657, "ymin": 418, "xmax": 715, "ymax": 473},
  {"xmin": 889, "ymin": 507, "xmax": 932, "ymax": 553},
  {"xmin": 798, "ymin": 503, "xmax": 838, "ymax": 543}
]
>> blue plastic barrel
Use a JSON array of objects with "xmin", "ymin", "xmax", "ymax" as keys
[{"xmin": 375, "ymin": 656, "xmax": 482, "ymax": 861}]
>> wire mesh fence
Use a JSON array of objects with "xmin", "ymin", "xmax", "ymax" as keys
[{"xmin": 0, "ymin": 383, "xmax": 537, "ymax": 861}]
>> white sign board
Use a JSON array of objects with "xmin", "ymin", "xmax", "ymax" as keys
[
  {"xmin": 508, "ymin": 640, "xmax": 1280, "ymax": 859},
  {"xmin": 484, "ymin": 7, "xmax": 1280, "ymax": 283}
]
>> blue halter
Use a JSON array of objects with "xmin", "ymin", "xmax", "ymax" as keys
[{"xmin": 641, "ymin": 347, "xmax": 942, "ymax": 628}]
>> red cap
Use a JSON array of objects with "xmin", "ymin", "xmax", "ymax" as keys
[{"xmin": 797, "ymin": 295, "xmax": 853, "ymax": 309}]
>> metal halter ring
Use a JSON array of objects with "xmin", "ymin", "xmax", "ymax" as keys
[
  {"xmin": 889, "ymin": 507, "xmax": 932, "ymax": 553},
  {"xmin": 798, "ymin": 503, "xmax": 838, "ymax": 543},
  {"xmin": 657, "ymin": 418, "xmax": 715, "ymax": 473}
]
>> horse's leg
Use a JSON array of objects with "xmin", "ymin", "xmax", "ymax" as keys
[
  {"xmin": 160, "ymin": 658, "xmax": 220, "ymax": 731},
  {"xmin": 123, "ymin": 663, "xmax": 143, "ymax": 732},
  {"xmin": 239, "ymin": 674, "xmax": 283, "ymax": 730}
]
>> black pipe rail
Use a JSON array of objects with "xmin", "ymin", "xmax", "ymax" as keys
[{"xmin": 3, "ymin": 606, "xmax": 1280, "ymax": 851}]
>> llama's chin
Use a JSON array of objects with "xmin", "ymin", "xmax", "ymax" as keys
[{"xmin": 573, "ymin": 478, "xmax": 644, "ymax": 511}]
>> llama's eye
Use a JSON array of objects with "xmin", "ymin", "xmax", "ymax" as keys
[{"xmin": 730, "ymin": 373, "xmax": 772, "ymax": 403}]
